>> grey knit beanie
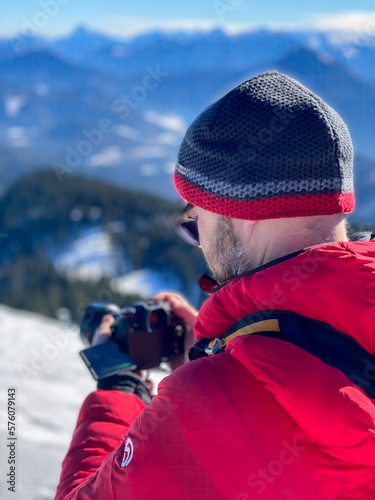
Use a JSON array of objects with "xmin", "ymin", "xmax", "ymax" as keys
[{"xmin": 174, "ymin": 71, "xmax": 354, "ymax": 220}]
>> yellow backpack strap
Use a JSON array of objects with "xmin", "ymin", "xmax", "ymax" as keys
[{"xmin": 205, "ymin": 319, "xmax": 281, "ymax": 355}]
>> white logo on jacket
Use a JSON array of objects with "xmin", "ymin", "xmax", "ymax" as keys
[{"xmin": 121, "ymin": 438, "xmax": 134, "ymax": 467}]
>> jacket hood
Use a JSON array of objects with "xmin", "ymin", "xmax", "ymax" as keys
[{"xmin": 194, "ymin": 240, "xmax": 375, "ymax": 466}]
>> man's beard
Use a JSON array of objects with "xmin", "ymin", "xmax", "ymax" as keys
[{"xmin": 203, "ymin": 216, "xmax": 253, "ymax": 284}]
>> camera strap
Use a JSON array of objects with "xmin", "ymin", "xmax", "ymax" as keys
[
  {"xmin": 189, "ymin": 310, "xmax": 375, "ymax": 398},
  {"xmin": 189, "ymin": 318, "xmax": 281, "ymax": 361}
]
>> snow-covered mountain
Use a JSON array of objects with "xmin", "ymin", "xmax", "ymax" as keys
[
  {"xmin": 0, "ymin": 304, "xmax": 169, "ymax": 499},
  {"xmin": 1, "ymin": 26, "xmax": 375, "ymax": 221}
]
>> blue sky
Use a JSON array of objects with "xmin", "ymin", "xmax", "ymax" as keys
[{"xmin": 1, "ymin": 0, "xmax": 374, "ymax": 37}]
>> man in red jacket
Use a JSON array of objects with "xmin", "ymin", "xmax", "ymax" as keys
[{"xmin": 55, "ymin": 71, "xmax": 375, "ymax": 500}]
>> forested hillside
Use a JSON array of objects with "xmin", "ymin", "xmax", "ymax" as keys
[{"xmin": 0, "ymin": 169, "xmax": 203, "ymax": 320}]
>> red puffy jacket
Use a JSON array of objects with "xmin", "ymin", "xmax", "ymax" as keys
[{"xmin": 55, "ymin": 240, "xmax": 375, "ymax": 499}]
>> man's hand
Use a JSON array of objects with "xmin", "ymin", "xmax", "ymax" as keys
[
  {"xmin": 92, "ymin": 292, "xmax": 198, "ymax": 377},
  {"xmin": 91, "ymin": 315, "xmax": 153, "ymax": 398},
  {"xmin": 152, "ymin": 292, "xmax": 198, "ymax": 371},
  {"xmin": 92, "ymin": 314, "xmax": 115, "ymax": 346}
]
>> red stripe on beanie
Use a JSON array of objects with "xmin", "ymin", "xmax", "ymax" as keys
[{"xmin": 174, "ymin": 173, "xmax": 355, "ymax": 220}]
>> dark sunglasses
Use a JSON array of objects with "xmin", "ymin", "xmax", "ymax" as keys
[{"xmin": 173, "ymin": 203, "xmax": 200, "ymax": 247}]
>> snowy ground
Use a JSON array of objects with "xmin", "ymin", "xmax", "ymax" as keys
[
  {"xmin": 111, "ymin": 268, "xmax": 182, "ymax": 297},
  {"xmin": 53, "ymin": 226, "xmax": 129, "ymax": 281},
  {"xmin": 52, "ymin": 225, "xmax": 185, "ymax": 297},
  {"xmin": 0, "ymin": 304, "xmax": 169, "ymax": 499}
]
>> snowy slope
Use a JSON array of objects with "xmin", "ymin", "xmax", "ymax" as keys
[
  {"xmin": 53, "ymin": 226, "xmax": 129, "ymax": 281},
  {"xmin": 51, "ymin": 226, "xmax": 185, "ymax": 295},
  {"xmin": 0, "ymin": 304, "xmax": 169, "ymax": 499},
  {"xmin": 111, "ymin": 268, "xmax": 182, "ymax": 297}
]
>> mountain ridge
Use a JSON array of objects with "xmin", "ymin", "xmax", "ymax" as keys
[{"xmin": 1, "ymin": 26, "xmax": 374, "ymax": 221}]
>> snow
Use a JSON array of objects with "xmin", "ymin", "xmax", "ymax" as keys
[
  {"xmin": 115, "ymin": 124, "xmax": 142, "ymax": 141},
  {"xmin": 111, "ymin": 45, "xmax": 127, "ymax": 57},
  {"xmin": 155, "ymin": 132, "xmax": 180, "ymax": 145},
  {"xmin": 6, "ymin": 127, "xmax": 31, "ymax": 148},
  {"xmin": 105, "ymin": 220, "xmax": 127, "ymax": 233},
  {"xmin": 34, "ymin": 84, "xmax": 49, "ymax": 96},
  {"xmin": 313, "ymin": 11, "xmax": 375, "ymax": 35},
  {"xmin": 0, "ymin": 304, "xmax": 170, "ymax": 499},
  {"xmin": 130, "ymin": 145, "xmax": 167, "ymax": 158},
  {"xmin": 6, "ymin": 127, "xmax": 39, "ymax": 148},
  {"xmin": 143, "ymin": 111, "xmax": 186, "ymax": 135},
  {"xmin": 51, "ymin": 227, "xmax": 184, "ymax": 296},
  {"xmin": 86, "ymin": 145, "xmax": 123, "ymax": 167},
  {"xmin": 139, "ymin": 163, "xmax": 159, "ymax": 176},
  {"xmin": 53, "ymin": 226, "xmax": 128, "ymax": 281},
  {"xmin": 0, "ymin": 305, "xmax": 94, "ymax": 499},
  {"xmin": 111, "ymin": 268, "xmax": 182, "ymax": 297},
  {"xmin": 164, "ymin": 161, "xmax": 175, "ymax": 173},
  {"xmin": 5, "ymin": 95, "xmax": 27, "ymax": 117}
]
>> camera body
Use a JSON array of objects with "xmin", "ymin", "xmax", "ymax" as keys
[{"xmin": 80, "ymin": 301, "xmax": 185, "ymax": 376}]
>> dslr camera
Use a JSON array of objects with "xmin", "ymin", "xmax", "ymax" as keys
[{"xmin": 79, "ymin": 301, "xmax": 185, "ymax": 380}]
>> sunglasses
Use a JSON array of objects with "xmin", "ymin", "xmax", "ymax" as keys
[{"xmin": 173, "ymin": 203, "xmax": 200, "ymax": 247}]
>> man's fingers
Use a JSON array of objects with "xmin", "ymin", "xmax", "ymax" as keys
[
  {"xmin": 152, "ymin": 292, "xmax": 199, "ymax": 371},
  {"xmin": 152, "ymin": 292, "xmax": 178, "ymax": 304},
  {"xmin": 92, "ymin": 315, "xmax": 115, "ymax": 346},
  {"xmin": 152, "ymin": 292, "xmax": 198, "ymax": 327}
]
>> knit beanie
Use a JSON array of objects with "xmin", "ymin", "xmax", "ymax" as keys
[{"xmin": 174, "ymin": 71, "xmax": 354, "ymax": 220}]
